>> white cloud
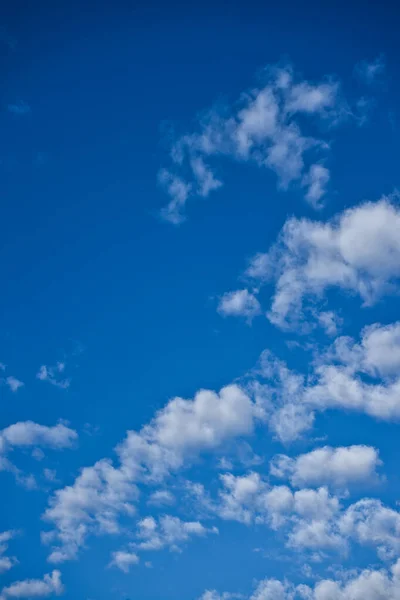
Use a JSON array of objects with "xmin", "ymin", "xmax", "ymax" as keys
[
  {"xmin": 158, "ymin": 169, "xmax": 192, "ymax": 224},
  {"xmin": 147, "ymin": 490, "xmax": 175, "ymax": 506},
  {"xmin": 159, "ymin": 64, "xmax": 349, "ymax": 222},
  {"xmin": 245, "ymin": 196, "xmax": 400, "ymax": 330},
  {"xmin": 199, "ymin": 593, "xmax": 240, "ymax": 600},
  {"xmin": 5, "ymin": 377, "xmax": 24, "ymax": 393},
  {"xmin": 117, "ymin": 384, "xmax": 264, "ymax": 480},
  {"xmin": 339, "ymin": 499, "xmax": 400, "ymax": 561},
  {"xmin": 252, "ymin": 579, "xmax": 297, "ymax": 600},
  {"xmin": 305, "ymin": 364, "xmax": 400, "ymax": 421},
  {"xmin": 0, "ymin": 421, "xmax": 78, "ymax": 451},
  {"xmin": 253, "ymin": 332, "xmax": 400, "ymax": 444},
  {"xmin": 315, "ymin": 311, "xmax": 342, "ymax": 336},
  {"xmin": 191, "ymin": 463, "xmax": 400, "ymax": 560},
  {"xmin": 326, "ymin": 321, "xmax": 400, "ymax": 379},
  {"xmin": 0, "ymin": 571, "xmax": 63, "ymax": 599},
  {"xmin": 36, "ymin": 363, "xmax": 70, "ymax": 389},
  {"xmin": 43, "ymin": 384, "xmax": 263, "ymax": 561},
  {"xmin": 218, "ymin": 290, "xmax": 261, "ymax": 321},
  {"xmin": 355, "ymin": 55, "xmax": 385, "ymax": 84},
  {"xmin": 109, "ymin": 550, "xmax": 139, "ymax": 573},
  {"xmin": 302, "ymin": 165, "xmax": 330, "ymax": 209},
  {"xmin": 0, "ymin": 422, "xmax": 77, "ymax": 450},
  {"xmin": 203, "ymin": 560, "xmax": 400, "ymax": 600},
  {"xmin": 43, "ymin": 459, "xmax": 138, "ymax": 563},
  {"xmin": 135, "ymin": 515, "xmax": 218, "ymax": 552},
  {"xmin": 0, "ymin": 421, "xmax": 77, "ymax": 490},
  {"xmin": 270, "ymin": 445, "xmax": 382, "ymax": 489},
  {"xmin": 0, "ymin": 531, "xmax": 17, "ymax": 574}
]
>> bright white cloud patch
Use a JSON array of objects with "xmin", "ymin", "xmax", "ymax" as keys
[
  {"xmin": 218, "ymin": 289, "xmax": 261, "ymax": 321},
  {"xmin": 270, "ymin": 445, "xmax": 382, "ymax": 489},
  {"xmin": 0, "ymin": 570, "xmax": 64, "ymax": 599},
  {"xmin": 244, "ymin": 196, "xmax": 400, "ymax": 330},
  {"xmin": 0, "ymin": 422, "xmax": 77, "ymax": 450},
  {"xmin": 159, "ymin": 63, "xmax": 350, "ymax": 222}
]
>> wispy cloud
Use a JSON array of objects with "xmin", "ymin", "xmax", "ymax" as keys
[
  {"xmin": 355, "ymin": 55, "xmax": 386, "ymax": 85},
  {"xmin": 7, "ymin": 101, "xmax": 31, "ymax": 116},
  {"xmin": 5, "ymin": 376, "xmax": 24, "ymax": 393},
  {"xmin": 36, "ymin": 363, "xmax": 70, "ymax": 389},
  {"xmin": 0, "ymin": 531, "xmax": 18, "ymax": 574}
]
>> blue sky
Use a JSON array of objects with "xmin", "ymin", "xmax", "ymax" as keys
[{"xmin": 1, "ymin": 1, "xmax": 400, "ymax": 599}]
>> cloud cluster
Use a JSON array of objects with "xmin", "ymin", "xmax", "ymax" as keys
[
  {"xmin": 0, "ymin": 421, "xmax": 78, "ymax": 489},
  {"xmin": 201, "ymin": 559, "xmax": 400, "ymax": 600},
  {"xmin": 222, "ymin": 196, "xmax": 400, "ymax": 330},
  {"xmin": 110, "ymin": 515, "xmax": 218, "ymax": 573},
  {"xmin": 159, "ymin": 64, "xmax": 349, "ymax": 222},
  {"xmin": 190, "ymin": 470, "xmax": 400, "ymax": 560},
  {"xmin": 43, "ymin": 384, "xmax": 263, "ymax": 561},
  {"xmin": 135, "ymin": 515, "xmax": 218, "ymax": 552},
  {"xmin": 252, "ymin": 319, "xmax": 400, "ymax": 443}
]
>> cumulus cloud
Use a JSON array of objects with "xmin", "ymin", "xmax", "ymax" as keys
[
  {"xmin": 217, "ymin": 290, "xmax": 261, "ymax": 322},
  {"xmin": 202, "ymin": 560, "xmax": 400, "ymax": 600},
  {"xmin": 0, "ymin": 570, "xmax": 64, "ymax": 599},
  {"xmin": 159, "ymin": 63, "xmax": 349, "ymax": 222},
  {"xmin": 324, "ymin": 321, "xmax": 400, "ymax": 379},
  {"xmin": 190, "ymin": 465, "xmax": 400, "ymax": 561},
  {"xmin": 0, "ymin": 422, "xmax": 77, "ymax": 450},
  {"xmin": 252, "ymin": 330, "xmax": 400, "ymax": 444},
  {"xmin": 109, "ymin": 550, "xmax": 139, "ymax": 573},
  {"xmin": 339, "ymin": 499, "xmax": 400, "ymax": 561},
  {"xmin": 270, "ymin": 445, "xmax": 382, "ymax": 489},
  {"xmin": 43, "ymin": 384, "xmax": 263, "ymax": 561},
  {"xmin": 134, "ymin": 515, "xmax": 218, "ymax": 552},
  {"xmin": 244, "ymin": 196, "xmax": 400, "ymax": 330},
  {"xmin": 43, "ymin": 459, "xmax": 138, "ymax": 563}
]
